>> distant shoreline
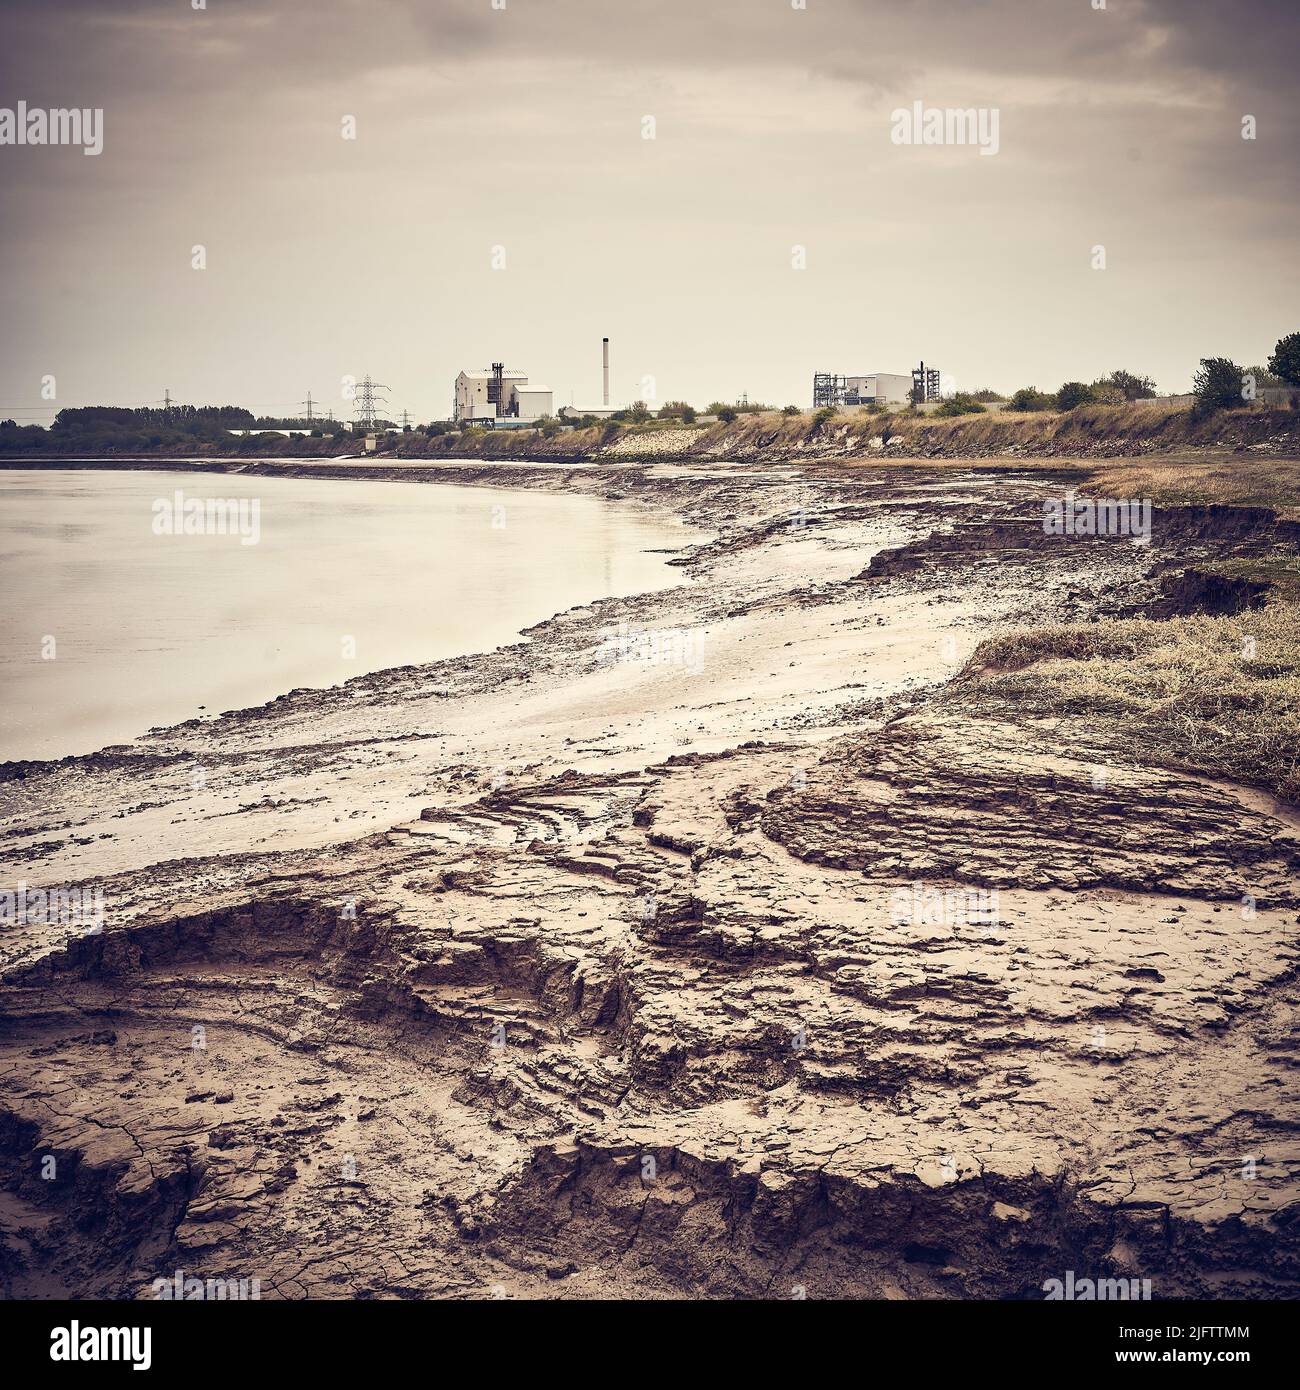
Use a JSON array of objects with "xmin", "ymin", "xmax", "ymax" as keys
[{"xmin": 3, "ymin": 399, "xmax": 1300, "ymax": 470}]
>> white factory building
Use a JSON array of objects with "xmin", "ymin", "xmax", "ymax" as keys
[
  {"xmin": 453, "ymin": 368, "xmax": 553, "ymax": 425},
  {"xmin": 845, "ymin": 373, "xmax": 913, "ymax": 405}
]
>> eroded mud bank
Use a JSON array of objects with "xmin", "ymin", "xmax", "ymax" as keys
[{"xmin": 2, "ymin": 458, "xmax": 1298, "ymax": 1299}]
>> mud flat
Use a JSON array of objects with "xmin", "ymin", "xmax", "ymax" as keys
[{"xmin": 1, "ymin": 456, "xmax": 1298, "ymax": 1299}]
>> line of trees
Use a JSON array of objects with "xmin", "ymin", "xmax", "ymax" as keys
[
  {"xmin": 1001, "ymin": 336, "xmax": 1300, "ymax": 417},
  {"xmin": 1002, "ymin": 369, "xmax": 1158, "ymax": 414},
  {"xmin": 600, "ymin": 398, "xmax": 773, "ymax": 425},
  {"xmin": 0, "ymin": 403, "xmax": 357, "ymax": 454}
]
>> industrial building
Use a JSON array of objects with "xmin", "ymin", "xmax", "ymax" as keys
[
  {"xmin": 812, "ymin": 364, "xmax": 941, "ymax": 409},
  {"xmin": 453, "ymin": 364, "xmax": 553, "ymax": 425}
]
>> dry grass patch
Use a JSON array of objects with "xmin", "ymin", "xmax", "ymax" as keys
[
  {"xmin": 1086, "ymin": 458, "xmax": 1300, "ymax": 519},
  {"xmin": 957, "ymin": 604, "xmax": 1300, "ymax": 802}
]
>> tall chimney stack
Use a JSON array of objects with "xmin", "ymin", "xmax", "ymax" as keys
[{"xmin": 602, "ymin": 337, "xmax": 610, "ymax": 408}]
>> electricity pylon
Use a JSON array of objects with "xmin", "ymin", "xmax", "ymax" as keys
[{"xmin": 352, "ymin": 375, "xmax": 389, "ymax": 430}]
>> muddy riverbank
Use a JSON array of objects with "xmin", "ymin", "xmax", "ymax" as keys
[{"xmin": 2, "ymin": 455, "xmax": 1298, "ymax": 1299}]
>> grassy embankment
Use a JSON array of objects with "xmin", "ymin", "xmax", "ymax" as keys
[
  {"xmin": 667, "ymin": 400, "xmax": 1300, "ymax": 462},
  {"xmin": 389, "ymin": 399, "xmax": 1298, "ymax": 463},
  {"xmin": 8, "ymin": 399, "xmax": 1299, "ymax": 464}
]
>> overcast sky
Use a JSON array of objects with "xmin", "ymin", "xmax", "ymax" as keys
[{"xmin": 1, "ymin": 0, "xmax": 1296, "ymax": 422}]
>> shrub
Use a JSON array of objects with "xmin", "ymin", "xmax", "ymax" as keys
[
  {"xmin": 716, "ymin": 406, "xmax": 738, "ymax": 424},
  {"xmin": 1006, "ymin": 387, "xmax": 1054, "ymax": 412},
  {"xmin": 1095, "ymin": 369, "xmax": 1157, "ymax": 401},
  {"xmin": 933, "ymin": 393, "xmax": 988, "ymax": 417},
  {"xmin": 782, "ymin": 405, "xmax": 801, "ymax": 416},
  {"xmin": 1192, "ymin": 357, "xmax": 1246, "ymax": 417},
  {"xmin": 1055, "ymin": 381, "xmax": 1095, "ymax": 411}
]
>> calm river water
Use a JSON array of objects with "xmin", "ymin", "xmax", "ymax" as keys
[{"xmin": 0, "ymin": 468, "xmax": 693, "ymax": 761}]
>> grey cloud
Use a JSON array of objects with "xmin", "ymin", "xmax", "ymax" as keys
[{"xmin": 0, "ymin": 0, "xmax": 1294, "ymax": 415}]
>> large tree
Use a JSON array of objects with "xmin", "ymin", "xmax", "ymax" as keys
[{"xmin": 1267, "ymin": 333, "xmax": 1300, "ymax": 387}]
